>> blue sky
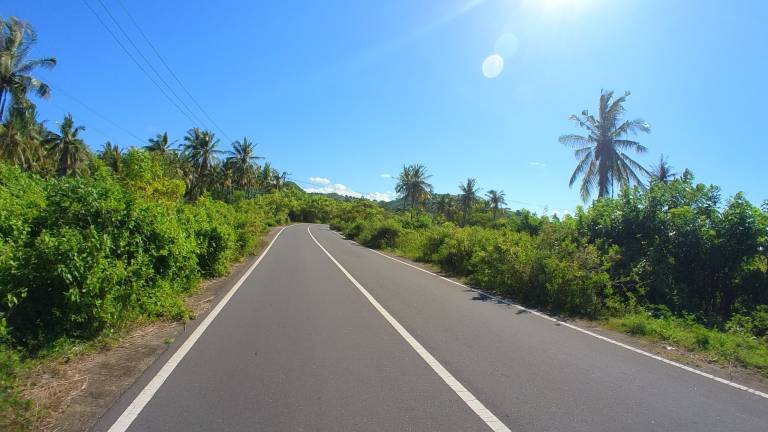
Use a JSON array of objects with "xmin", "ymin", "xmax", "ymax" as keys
[{"xmin": 5, "ymin": 0, "xmax": 767, "ymax": 213}]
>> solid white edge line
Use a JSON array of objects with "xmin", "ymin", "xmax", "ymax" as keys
[
  {"xmin": 107, "ymin": 226, "xmax": 288, "ymax": 432},
  {"xmin": 307, "ymin": 226, "xmax": 511, "ymax": 432},
  {"xmin": 357, "ymin": 240, "xmax": 768, "ymax": 401}
]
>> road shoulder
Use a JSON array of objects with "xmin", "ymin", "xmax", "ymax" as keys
[
  {"xmin": 19, "ymin": 226, "xmax": 285, "ymax": 432},
  {"xmin": 359, "ymin": 237, "xmax": 768, "ymax": 396}
]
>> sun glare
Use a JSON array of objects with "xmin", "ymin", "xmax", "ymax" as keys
[
  {"xmin": 482, "ymin": 54, "xmax": 504, "ymax": 78},
  {"xmin": 521, "ymin": 0, "xmax": 594, "ymax": 14}
]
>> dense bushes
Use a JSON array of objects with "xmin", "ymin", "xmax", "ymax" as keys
[
  {"xmin": 0, "ymin": 157, "xmax": 336, "ymax": 353},
  {"xmin": 333, "ymin": 173, "xmax": 768, "ymax": 329}
]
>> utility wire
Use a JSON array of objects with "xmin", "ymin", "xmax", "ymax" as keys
[
  {"xmin": 93, "ymin": 0, "xmax": 209, "ymax": 130},
  {"xmin": 115, "ymin": 0, "xmax": 234, "ymax": 142},
  {"xmin": 81, "ymin": 0, "xmax": 202, "ymax": 128},
  {"xmin": 49, "ymin": 99, "xmax": 127, "ymax": 147},
  {"xmin": 49, "ymin": 83, "xmax": 145, "ymax": 145}
]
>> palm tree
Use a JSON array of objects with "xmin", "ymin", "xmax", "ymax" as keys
[
  {"xmin": 433, "ymin": 193, "xmax": 454, "ymax": 221},
  {"xmin": 395, "ymin": 163, "xmax": 433, "ymax": 209},
  {"xmin": 559, "ymin": 90, "xmax": 651, "ymax": 202},
  {"xmin": 209, "ymin": 161, "xmax": 234, "ymax": 199},
  {"xmin": 0, "ymin": 17, "xmax": 56, "ymax": 122},
  {"xmin": 47, "ymin": 113, "xmax": 88, "ymax": 177},
  {"xmin": 257, "ymin": 161, "xmax": 274, "ymax": 192},
  {"xmin": 225, "ymin": 137, "xmax": 263, "ymax": 189},
  {"xmin": 0, "ymin": 100, "xmax": 46, "ymax": 170},
  {"xmin": 145, "ymin": 132, "xmax": 174, "ymax": 155},
  {"xmin": 485, "ymin": 189, "xmax": 506, "ymax": 222},
  {"xmin": 459, "ymin": 178, "xmax": 480, "ymax": 225},
  {"xmin": 273, "ymin": 170, "xmax": 290, "ymax": 191},
  {"xmin": 650, "ymin": 154, "xmax": 677, "ymax": 184},
  {"xmin": 99, "ymin": 141, "xmax": 122, "ymax": 173},
  {"xmin": 181, "ymin": 128, "xmax": 221, "ymax": 196}
]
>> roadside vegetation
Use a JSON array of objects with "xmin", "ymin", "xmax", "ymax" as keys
[
  {"xmin": 333, "ymin": 171, "xmax": 768, "ymax": 373},
  {"xmin": 0, "ymin": 16, "xmax": 342, "ymax": 429},
  {"xmin": 2, "ymin": 13, "xmax": 767, "ymax": 430},
  {"xmin": 330, "ymin": 93, "xmax": 768, "ymax": 376}
]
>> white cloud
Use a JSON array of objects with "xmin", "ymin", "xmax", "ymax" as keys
[
  {"xmin": 380, "ymin": 173, "xmax": 392, "ymax": 179},
  {"xmin": 550, "ymin": 209, "xmax": 573, "ymax": 218},
  {"xmin": 528, "ymin": 161, "xmax": 547, "ymax": 168},
  {"xmin": 303, "ymin": 176, "xmax": 395, "ymax": 201},
  {"xmin": 304, "ymin": 183, "xmax": 362, "ymax": 198},
  {"xmin": 308, "ymin": 176, "xmax": 331, "ymax": 185},
  {"xmin": 366, "ymin": 191, "xmax": 396, "ymax": 201}
]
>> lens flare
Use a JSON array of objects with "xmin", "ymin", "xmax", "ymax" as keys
[{"xmin": 482, "ymin": 54, "xmax": 504, "ymax": 78}]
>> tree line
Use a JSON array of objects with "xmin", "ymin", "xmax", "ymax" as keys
[
  {"xmin": 0, "ymin": 17, "xmax": 289, "ymax": 202},
  {"xmin": 393, "ymin": 89, "xmax": 679, "ymax": 227}
]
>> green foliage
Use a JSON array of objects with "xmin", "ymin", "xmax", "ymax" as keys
[
  {"xmin": 0, "ymin": 344, "xmax": 34, "ymax": 431},
  {"xmin": 0, "ymin": 158, "xmax": 335, "ymax": 353},
  {"xmin": 334, "ymin": 173, "xmax": 768, "ymax": 329},
  {"xmin": 607, "ymin": 312, "xmax": 768, "ymax": 372},
  {"xmin": 357, "ymin": 218, "xmax": 403, "ymax": 249}
]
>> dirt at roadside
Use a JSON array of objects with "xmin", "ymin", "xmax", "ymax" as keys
[{"xmin": 18, "ymin": 227, "xmax": 284, "ymax": 432}]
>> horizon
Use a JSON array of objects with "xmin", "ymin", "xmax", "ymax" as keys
[{"xmin": 4, "ymin": 0, "xmax": 767, "ymax": 213}]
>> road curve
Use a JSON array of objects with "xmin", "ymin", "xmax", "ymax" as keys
[{"xmin": 94, "ymin": 223, "xmax": 768, "ymax": 432}]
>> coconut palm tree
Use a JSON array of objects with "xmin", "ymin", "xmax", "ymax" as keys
[
  {"xmin": 650, "ymin": 154, "xmax": 677, "ymax": 184},
  {"xmin": 0, "ymin": 17, "xmax": 56, "ymax": 122},
  {"xmin": 0, "ymin": 100, "xmax": 46, "ymax": 170},
  {"xmin": 257, "ymin": 161, "xmax": 274, "ymax": 192},
  {"xmin": 273, "ymin": 170, "xmax": 290, "ymax": 191},
  {"xmin": 559, "ymin": 90, "xmax": 651, "ymax": 202},
  {"xmin": 485, "ymin": 189, "xmax": 506, "ymax": 222},
  {"xmin": 432, "ymin": 193, "xmax": 454, "ymax": 221},
  {"xmin": 395, "ymin": 163, "xmax": 433, "ymax": 209},
  {"xmin": 47, "ymin": 113, "xmax": 88, "ymax": 177},
  {"xmin": 226, "ymin": 137, "xmax": 263, "ymax": 189},
  {"xmin": 459, "ymin": 178, "xmax": 480, "ymax": 225},
  {"xmin": 99, "ymin": 141, "xmax": 122, "ymax": 173},
  {"xmin": 145, "ymin": 132, "xmax": 174, "ymax": 155},
  {"xmin": 181, "ymin": 128, "xmax": 221, "ymax": 198}
]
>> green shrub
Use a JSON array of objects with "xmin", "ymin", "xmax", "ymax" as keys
[
  {"xmin": 182, "ymin": 198, "xmax": 239, "ymax": 277},
  {"xmin": 607, "ymin": 312, "xmax": 768, "ymax": 372},
  {"xmin": 432, "ymin": 227, "xmax": 491, "ymax": 275},
  {"xmin": 358, "ymin": 218, "xmax": 403, "ymax": 249},
  {"xmin": 0, "ymin": 343, "xmax": 33, "ymax": 431},
  {"xmin": 0, "ymin": 161, "xmax": 284, "ymax": 351}
]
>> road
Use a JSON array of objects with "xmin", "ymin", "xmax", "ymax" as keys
[{"xmin": 95, "ymin": 224, "xmax": 768, "ymax": 432}]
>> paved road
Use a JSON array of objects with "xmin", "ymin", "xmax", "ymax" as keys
[{"xmin": 95, "ymin": 224, "xmax": 768, "ymax": 431}]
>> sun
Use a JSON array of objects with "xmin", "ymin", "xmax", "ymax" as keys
[{"xmin": 523, "ymin": 0, "xmax": 594, "ymax": 13}]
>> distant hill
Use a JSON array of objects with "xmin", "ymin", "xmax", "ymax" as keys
[
  {"xmin": 282, "ymin": 181, "xmax": 304, "ymax": 193},
  {"xmin": 380, "ymin": 197, "xmax": 407, "ymax": 211},
  {"xmin": 306, "ymin": 192, "xmax": 364, "ymax": 202}
]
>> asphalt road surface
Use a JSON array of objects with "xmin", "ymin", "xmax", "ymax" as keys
[{"xmin": 94, "ymin": 224, "xmax": 768, "ymax": 432}]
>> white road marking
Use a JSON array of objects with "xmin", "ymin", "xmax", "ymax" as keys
[
  {"xmin": 107, "ymin": 227, "xmax": 287, "ymax": 432},
  {"xmin": 356, "ymin": 238, "xmax": 768, "ymax": 401},
  {"xmin": 307, "ymin": 226, "xmax": 511, "ymax": 432}
]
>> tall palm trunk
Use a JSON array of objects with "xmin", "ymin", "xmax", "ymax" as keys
[{"xmin": 57, "ymin": 144, "xmax": 70, "ymax": 177}]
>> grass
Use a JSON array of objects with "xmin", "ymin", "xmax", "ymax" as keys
[
  {"xmin": 605, "ymin": 312, "xmax": 768, "ymax": 374},
  {"xmin": 1, "ymin": 346, "xmax": 33, "ymax": 431}
]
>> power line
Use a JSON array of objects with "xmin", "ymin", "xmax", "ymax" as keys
[
  {"xmin": 93, "ymin": 0, "xmax": 209, "ymax": 130},
  {"xmin": 80, "ymin": 0, "xmax": 202, "ymax": 128},
  {"xmin": 115, "ymin": 0, "xmax": 234, "ymax": 143},
  {"xmin": 48, "ymin": 99, "xmax": 127, "ymax": 147},
  {"xmin": 48, "ymin": 83, "xmax": 145, "ymax": 145}
]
